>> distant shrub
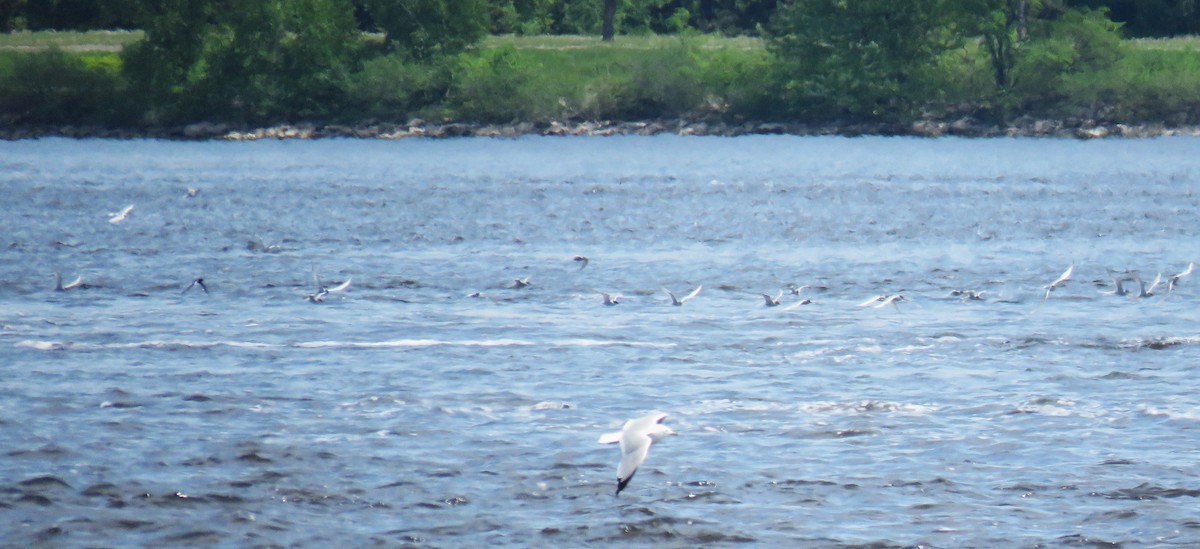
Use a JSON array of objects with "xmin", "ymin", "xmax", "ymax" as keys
[
  {"xmin": 695, "ymin": 44, "xmax": 778, "ymax": 120},
  {"xmin": 1009, "ymin": 8, "xmax": 1123, "ymax": 111},
  {"xmin": 447, "ymin": 45, "xmax": 550, "ymax": 122},
  {"xmin": 343, "ymin": 54, "xmax": 450, "ymax": 120},
  {"xmin": 0, "ymin": 49, "xmax": 129, "ymax": 125},
  {"xmin": 1059, "ymin": 44, "xmax": 1200, "ymax": 123}
]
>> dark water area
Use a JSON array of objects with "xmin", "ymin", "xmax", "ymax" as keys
[{"xmin": 2, "ymin": 135, "xmax": 1199, "ymax": 547}]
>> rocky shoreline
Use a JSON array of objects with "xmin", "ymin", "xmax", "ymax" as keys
[{"xmin": 4, "ymin": 116, "xmax": 1200, "ymax": 141}]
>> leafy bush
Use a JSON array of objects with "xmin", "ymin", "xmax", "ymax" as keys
[
  {"xmin": 446, "ymin": 45, "xmax": 547, "ymax": 122},
  {"xmin": 343, "ymin": 54, "xmax": 449, "ymax": 121},
  {"xmin": 1059, "ymin": 44, "xmax": 1200, "ymax": 123},
  {"xmin": 0, "ymin": 49, "xmax": 129, "ymax": 125},
  {"xmin": 767, "ymin": 0, "xmax": 962, "ymax": 123},
  {"xmin": 123, "ymin": 0, "xmax": 360, "ymax": 125},
  {"xmin": 1010, "ymin": 8, "xmax": 1123, "ymax": 110}
]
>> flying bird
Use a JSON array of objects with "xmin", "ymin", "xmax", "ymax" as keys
[
  {"xmin": 1133, "ymin": 271, "xmax": 1162, "ymax": 298},
  {"xmin": 307, "ymin": 267, "xmax": 351, "ymax": 303},
  {"xmin": 598, "ymin": 412, "xmax": 676, "ymax": 495},
  {"xmin": 465, "ymin": 291, "xmax": 498, "ymax": 303},
  {"xmin": 663, "ymin": 285, "xmax": 701, "ymax": 306},
  {"xmin": 874, "ymin": 294, "xmax": 908, "ymax": 310},
  {"xmin": 183, "ymin": 277, "xmax": 209, "ymax": 295},
  {"xmin": 573, "ymin": 256, "xmax": 589, "ymax": 270},
  {"xmin": 781, "ymin": 298, "xmax": 815, "ymax": 311},
  {"xmin": 857, "ymin": 295, "xmax": 887, "ymax": 307},
  {"xmin": 511, "ymin": 277, "xmax": 532, "ymax": 289},
  {"xmin": 785, "ymin": 284, "xmax": 810, "ymax": 296},
  {"xmin": 53, "ymin": 272, "xmax": 83, "ymax": 292},
  {"xmin": 950, "ymin": 289, "xmax": 985, "ymax": 301},
  {"xmin": 594, "ymin": 290, "xmax": 621, "ymax": 306},
  {"xmin": 1164, "ymin": 262, "xmax": 1194, "ymax": 297},
  {"xmin": 108, "ymin": 204, "xmax": 134, "ymax": 224},
  {"xmin": 754, "ymin": 290, "xmax": 784, "ymax": 307},
  {"xmin": 1031, "ymin": 264, "xmax": 1073, "ymax": 313},
  {"xmin": 1098, "ymin": 271, "xmax": 1130, "ymax": 296}
]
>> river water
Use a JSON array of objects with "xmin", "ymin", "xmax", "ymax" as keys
[{"xmin": 2, "ymin": 135, "xmax": 1199, "ymax": 547}]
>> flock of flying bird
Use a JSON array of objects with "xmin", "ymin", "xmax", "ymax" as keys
[
  {"xmin": 46, "ymin": 196, "xmax": 1199, "ymax": 495},
  {"xmin": 595, "ymin": 262, "xmax": 1196, "ymax": 495}
]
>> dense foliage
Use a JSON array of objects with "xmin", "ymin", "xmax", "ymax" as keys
[
  {"xmin": 121, "ymin": 0, "xmax": 360, "ymax": 124},
  {"xmin": 1, "ymin": 0, "xmax": 1198, "ymax": 131}
]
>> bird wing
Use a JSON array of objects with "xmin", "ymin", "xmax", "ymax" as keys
[
  {"xmin": 781, "ymin": 299, "xmax": 808, "ymax": 311},
  {"xmin": 617, "ymin": 433, "xmax": 653, "ymax": 484},
  {"xmin": 857, "ymin": 296, "xmax": 883, "ymax": 307},
  {"xmin": 663, "ymin": 288, "xmax": 679, "ymax": 304},
  {"xmin": 1147, "ymin": 272, "xmax": 1163, "ymax": 294},
  {"xmin": 874, "ymin": 295, "xmax": 898, "ymax": 309},
  {"xmin": 598, "ymin": 431, "xmax": 622, "ymax": 444},
  {"xmin": 1049, "ymin": 265, "xmax": 1073, "ymax": 287},
  {"xmin": 326, "ymin": 278, "xmax": 351, "ymax": 293},
  {"xmin": 1180, "ymin": 262, "xmax": 1195, "ymax": 278},
  {"xmin": 680, "ymin": 285, "xmax": 702, "ymax": 302},
  {"xmin": 63, "ymin": 276, "xmax": 83, "ymax": 290}
]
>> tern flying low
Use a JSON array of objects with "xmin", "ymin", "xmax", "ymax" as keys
[
  {"xmin": 53, "ymin": 272, "xmax": 83, "ymax": 292},
  {"xmin": 663, "ymin": 285, "xmax": 702, "ymax": 306},
  {"xmin": 307, "ymin": 267, "xmax": 351, "ymax": 303},
  {"xmin": 1164, "ymin": 262, "xmax": 1194, "ymax": 297},
  {"xmin": 183, "ymin": 277, "xmax": 209, "ymax": 295},
  {"xmin": 108, "ymin": 204, "xmax": 134, "ymax": 224}
]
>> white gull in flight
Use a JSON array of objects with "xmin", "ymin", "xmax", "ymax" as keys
[{"xmin": 598, "ymin": 412, "xmax": 676, "ymax": 495}]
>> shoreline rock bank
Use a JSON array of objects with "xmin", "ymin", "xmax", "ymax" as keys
[{"xmin": 4, "ymin": 117, "xmax": 1200, "ymax": 141}]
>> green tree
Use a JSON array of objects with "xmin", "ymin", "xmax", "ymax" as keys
[
  {"xmin": 123, "ymin": 0, "xmax": 360, "ymax": 124},
  {"xmin": 363, "ymin": 0, "xmax": 489, "ymax": 60},
  {"xmin": 767, "ymin": 0, "xmax": 961, "ymax": 122},
  {"xmin": 957, "ymin": 1, "xmax": 1122, "ymax": 107},
  {"xmin": 1008, "ymin": 7, "xmax": 1122, "ymax": 106}
]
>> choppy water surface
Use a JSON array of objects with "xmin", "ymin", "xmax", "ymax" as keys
[{"xmin": 2, "ymin": 135, "xmax": 1200, "ymax": 547}]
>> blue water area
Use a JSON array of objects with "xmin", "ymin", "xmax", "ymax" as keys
[{"xmin": 1, "ymin": 135, "xmax": 1199, "ymax": 546}]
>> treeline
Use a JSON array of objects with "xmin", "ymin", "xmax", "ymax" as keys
[
  {"xmin": 2, "ymin": 0, "xmax": 1200, "ymax": 132},
  {"xmin": 6, "ymin": 0, "xmax": 1200, "ymax": 37}
]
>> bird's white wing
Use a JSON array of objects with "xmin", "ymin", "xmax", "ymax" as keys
[
  {"xmin": 680, "ymin": 285, "xmax": 702, "ymax": 303},
  {"xmin": 326, "ymin": 278, "xmax": 351, "ymax": 293},
  {"xmin": 1147, "ymin": 272, "xmax": 1163, "ymax": 294},
  {"xmin": 63, "ymin": 276, "xmax": 83, "ymax": 290},
  {"xmin": 781, "ymin": 299, "xmax": 809, "ymax": 311},
  {"xmin": 857, "ymin": 296, "xmax": 883, "ymax": 307},
  {"xmin": 1179, "ymin": 262, "xmax": 1195, "ymax": 278},
  {"xmin": 1049, "ymin": 265, "xmax": 1073, "ymax": 287},
  {"xmin": 874, "ymin": 296, "xmax": 898, "ymax": 308},
  {"xmin": 617, "ymin": 433, "xmax": 653, "ymax": 482},
  {"xmin": 598, "ymin": 431, "xmax": 622, "ymax": 444}
]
